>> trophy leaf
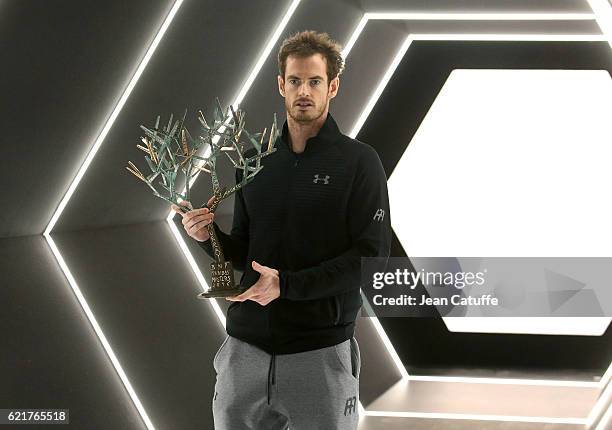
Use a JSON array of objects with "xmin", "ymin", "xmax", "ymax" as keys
[
  {"xmin": 146, "ymin": 170, "xmax": 161, "ymax": 182},
  {"xmin": 198, "ymin": 110, "xmax": 210, "ymax": 130},
  {"xmin": 158, "ymin": 178, "xmax": 169, "ymax": 189},
  {"xmin": 166, "ymin": 113, "xmax": 174, "ymax": 133},
  {"xmin": 144, "ymin": 155, "xmax": 156, "ymax": 172},
  {"xmin": 132, "ymin": 100, "xmax": 279, "ymax": 219},
  {"xmin": 243, "ymin": 128, "xmax": 261, "ymax": 152}
]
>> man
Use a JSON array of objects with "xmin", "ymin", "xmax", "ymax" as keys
[{"xmin": 173, "ymin": 30, "xmax": 391, "ymax": 430}]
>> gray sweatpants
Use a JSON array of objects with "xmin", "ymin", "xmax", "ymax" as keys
[{"xmin": 212, "ymin": 335, "xmax": 361, "ymax": 430}]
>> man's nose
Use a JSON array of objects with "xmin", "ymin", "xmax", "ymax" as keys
[{"xmin": 298, "ymin": 82, "xmax": 310, "ymax": 96}]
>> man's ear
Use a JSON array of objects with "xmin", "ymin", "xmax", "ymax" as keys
[
  {"xmin": 328, "ymin": 76, "xmax": 339, "ymax": 99},
  {"xmin": 278, "ymin": 75, "xmax": 285, "ymax": 97}
]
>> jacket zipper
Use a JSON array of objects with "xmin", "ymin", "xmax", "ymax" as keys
[{"xmin": 280, "ymin": 153, "xmax": 299, "ymax": 266}]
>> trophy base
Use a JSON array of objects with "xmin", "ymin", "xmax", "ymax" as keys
[
  {"xmin": 197, "ymin": 286, "xmax": 249, "ymax": 299},
  {"xmin": 199, "ymin": 260, "xmax": 247, "ymax": 298}
]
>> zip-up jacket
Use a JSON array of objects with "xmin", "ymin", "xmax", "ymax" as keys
[{"xmin": 198, "ymin": 112, "xmax": 391, "ymax": 354}]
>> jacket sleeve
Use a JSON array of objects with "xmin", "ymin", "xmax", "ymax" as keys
[
  {"xmin": 198, "ymin": 168, "xmax": 250, "ymax": 271},
  {"xmin": 278, "ymin": 144, "xmax": 392, "ymax": 300}
]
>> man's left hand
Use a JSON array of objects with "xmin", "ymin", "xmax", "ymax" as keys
[{"xmin": 226, "ymin": 260, "xmax": 280, "ymax": 306}]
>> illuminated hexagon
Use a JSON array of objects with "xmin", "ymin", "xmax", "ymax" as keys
[{"xmin": 388, "ymin": 68, "xmax": 612, "ymax": 336}]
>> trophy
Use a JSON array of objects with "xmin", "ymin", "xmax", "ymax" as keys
[{"xmin": 126, "ymin": 98, "xmax": 279, "ymax": 299}]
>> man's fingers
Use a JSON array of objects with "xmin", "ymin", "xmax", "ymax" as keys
[
  {"xmin": 227, "ymin": 294, "xmax": 267, "ymax": 304},
  {"xmin": 182, "ymin": 210, "xmax": 212, "ymax": 227},
  {"xmin": 183, "ymin": 211, "xmax": 212, "ymax": 225},
  {"xmin": 185, "ymin": 216, "xmax": 214, "ymax": 234},
  {"xmin": 231, "ymin": 286, "xmax": 258, "ymax": 302},
  {"xmin": 171, "ymin": 204, "xmax": 183, "ymax": 216},
  {"xmin": 187, "ymin": 218, "xmax": 214, "ymax": 236},
  {"xmin": 225, "ymin": 288, "xmax": 275, "ymax": 306},
  {"xmin": 228, "ymin": 294, "xmax": 261, "ymax": 303},
  {"xmin": 172, "ymin": 201, "xmax": 194, "ymax": 215}
]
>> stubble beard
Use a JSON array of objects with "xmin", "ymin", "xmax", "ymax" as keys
[{"xmin": 286, "ymin": 97, "xmax": 327, "ymax": 124}]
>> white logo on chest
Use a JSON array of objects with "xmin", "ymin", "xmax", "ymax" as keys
[{"xmin": 313, "ymin": 174, "xmax": 330, "ymax": 184}]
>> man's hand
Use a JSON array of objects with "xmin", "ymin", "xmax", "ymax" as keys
[
  {"xmin": 171, "ymin": 196, "xmax": 216, "ymax": 242},
  {"xmin": 226, "ymin": 260, "xmax": 280, "ymax": 306}
]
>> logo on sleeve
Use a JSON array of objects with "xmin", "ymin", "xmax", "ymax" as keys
[
  {"xmin": 313, "ymin": 174, "xmax": 330, "ymax": 184},
  {"xmin": 373, "ymin": 208, "xmax": 385, "ymax": 221}
]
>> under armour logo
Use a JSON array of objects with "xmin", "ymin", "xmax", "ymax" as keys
[
  {"xmin": 373, "ymin": 208, "xmax": 385, "ymax": 222},
  {"xmin": 344, "ymin": 396, "xmax": 357, "ymax": 416},
  {"xmin": 313, "ymin": 174, "xmax": 330, "ymax": 184}
]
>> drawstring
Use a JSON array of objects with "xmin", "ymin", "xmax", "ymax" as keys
[{"xmin": 267, "ymin": 352, "xmax": 276, "ymax": 405}]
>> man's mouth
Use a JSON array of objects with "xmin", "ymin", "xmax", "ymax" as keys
[{"xmin": 296, "ymin": 101, "xmax": 313, "ymax": 108}]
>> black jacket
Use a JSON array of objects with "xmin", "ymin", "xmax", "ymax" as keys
[{"xmin": 199, "ymin": 112, "xmax": 391, "ymax": 354}]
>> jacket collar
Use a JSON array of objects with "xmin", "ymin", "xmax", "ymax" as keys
[{"xmin": 278, "ymin": 112, "xmax": 342, "ymax": 155}]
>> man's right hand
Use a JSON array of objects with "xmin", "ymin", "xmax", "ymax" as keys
[{"xmin": 171, "ymin": 196, "xmax": 216, "ymax": 242}]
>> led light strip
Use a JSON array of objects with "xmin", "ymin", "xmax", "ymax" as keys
[
  {"xmin": 348, "ymin": 35, "xmax": 412, "ymax": 139},
  {"xmin": 342, "ymin": 12, "xmax": 598, "ymax": 58},
  {"xmin": 406, "ymin": 375, "xmax": 601, "ymax": 387},
  {"xmin": 588, "ymin": 0, "xmax": 612, "ymax": 49},
  {"xmin": 589, "ymin": 362, "xmax": 612, "ymax": 428},
  {"xmin": 601, "ymin": 362, "xmax": 612, "ymax": 388},
  {"xmin": 364, "ymin": 12, "xmax": 596, "ymax": 20},
  {"xmin": 342, "ymin": 12, "xmax": 612, "ymax": 424},
  {"xmin": 43, "ymin": 1, "xmax": 187, "ymax": 428},
  {"xmin": 44, "ymin": 235, "xmax": 156, "ymax": 429},
  {"xmin": 45, "ymin": 0, "xmax": 185, "ymax": 236},
  {"xmin": 588, "ymin": 375, "xmax": 612, "ymax": 428},
  {"xmin": 593, "ymin": 400, "xmax": 612, "ymax": 430},
  {"xmin": 362, "ymin": 410, "xmax": 588, "ymax": 425}
]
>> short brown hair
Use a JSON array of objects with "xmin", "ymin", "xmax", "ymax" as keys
[{"xmin": 277, "ymin": 30, "xmax": 344, "ymax": 84}]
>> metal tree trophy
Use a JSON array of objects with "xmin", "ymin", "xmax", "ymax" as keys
[{"xmin": 126, "ymin": 98, "xmax": 279, "ymax": 299}]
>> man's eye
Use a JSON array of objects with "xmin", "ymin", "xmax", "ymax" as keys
[
  {"xmin": 310, "ymin": 80, "xmax": 320, "ymax": 86},
  {"xmin": 289, "ymin": 79, "xmax": 299, "ymax": 85}
]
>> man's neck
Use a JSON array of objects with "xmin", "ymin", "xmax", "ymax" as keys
[{"xmin": 287, "ymin": 110, "xmax": 328, "ymax": 154}]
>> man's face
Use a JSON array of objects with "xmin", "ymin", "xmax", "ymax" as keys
[{"xmin": 278, "ymin": 53, "xmax": 339, "ymax": 124}]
